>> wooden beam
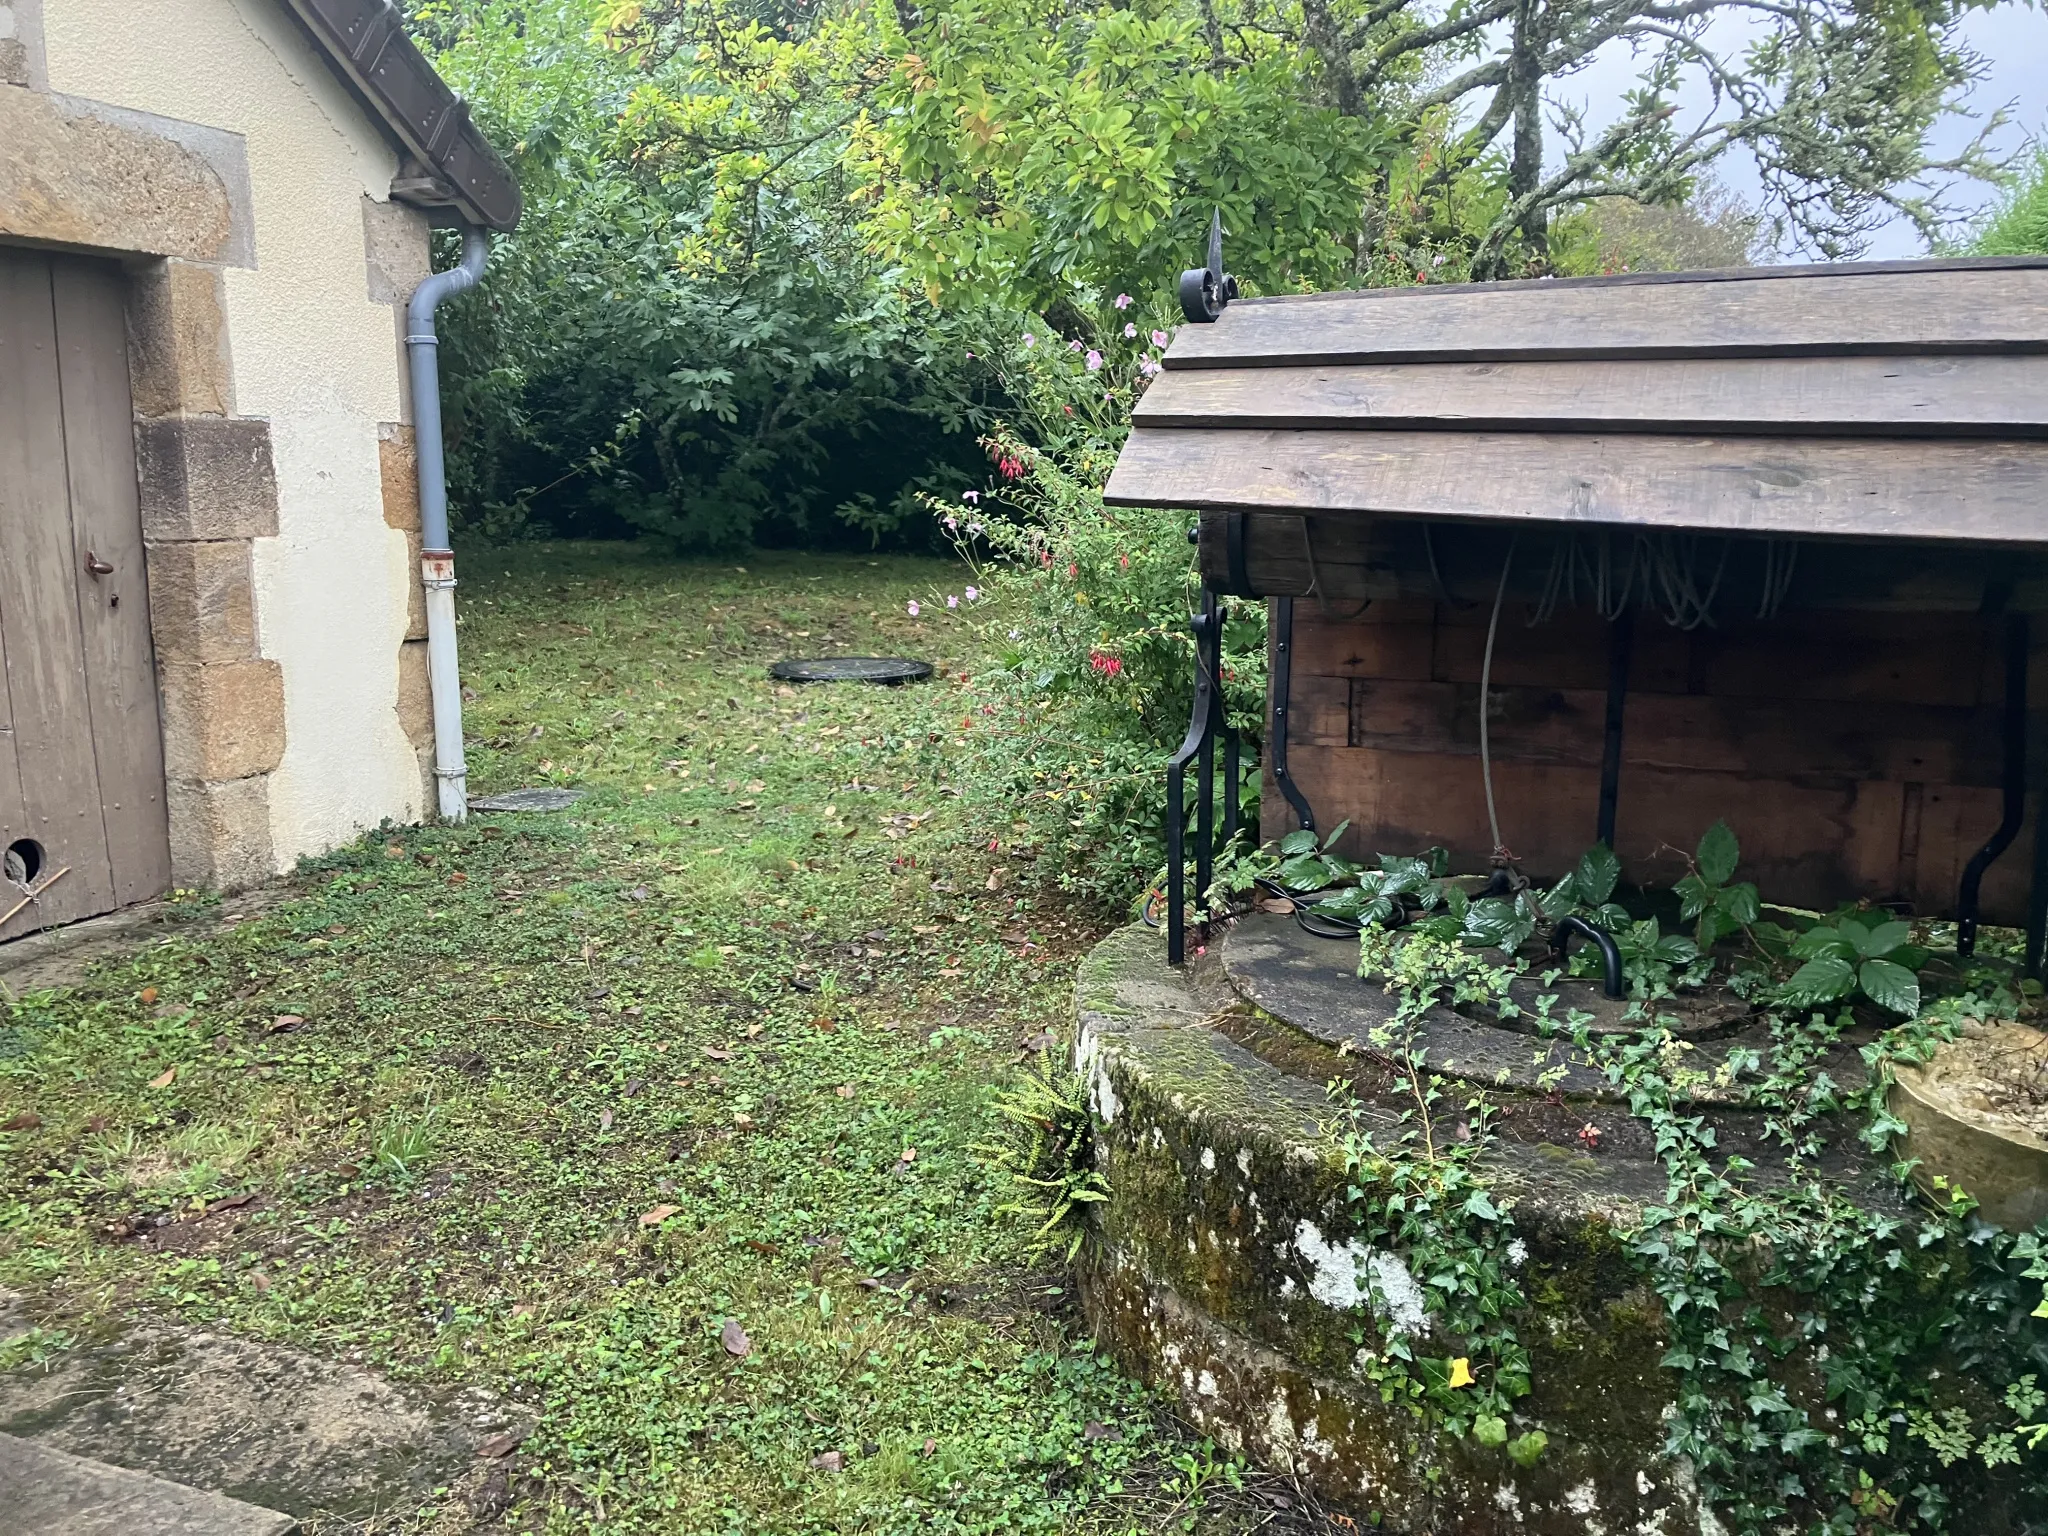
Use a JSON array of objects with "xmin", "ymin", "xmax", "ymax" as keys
[
  {"xmin": 1112, "ymin": 429, "xmax": 2048, "ymax": 546},
  {"xmin": 1167, "ymin": 264, "xmax": 2048, "ymax": 369},
  {"xmin": 1137, "ymin": 356, "xmax": 2048, "ymax": 437}
]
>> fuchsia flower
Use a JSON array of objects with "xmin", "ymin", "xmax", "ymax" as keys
[
  {"xmin": 1085, "ymin": 350, "xmax": 1102, "ymax": 370},
  {"xmin": 1123, "ymin": 322, "xmax": 1137, "ymax": 339},
  {"xmin": 963, "ymin": 489, "xmax": 980, "ymax": 503},
  {"xmin": 1113, "ymin": 294, "xmax": 1133, "ymax": 309},
  {"xmin": 907, "ymin": 600, "xmax": 920, "ymax": 617},
  {"xmin": 1151, "ymin": 329, "xmax": 1169, "ymax": 347}
]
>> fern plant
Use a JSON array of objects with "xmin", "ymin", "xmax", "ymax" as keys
[{"xmin": 975, "ymin": 1058, "xmax": 1110, "ymax": 1263}]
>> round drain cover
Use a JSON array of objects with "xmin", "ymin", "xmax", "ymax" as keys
[{"xmin": 768, "ymin": 656, "xmax": 933, "ymax": 685}]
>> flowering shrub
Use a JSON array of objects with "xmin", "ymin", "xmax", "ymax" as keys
[{"xmin": 903, "ymin": 306, "xmax": 1266, "ymax": 906}]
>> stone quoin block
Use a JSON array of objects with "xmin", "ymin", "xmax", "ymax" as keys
[
  {"xmin": 135, "ymin": 416, "xmax": 280, "ymax": 543},
  {"xmin": 144, "ymin": 539, "xmax": 256, "ymax": 664},
  {"xmin": 157, "ymin": 660, "xmax": 286, "ymax": 782},
  {"xmin": 165, "ymin": 773, "xmax": 275, "ymax": 893}
]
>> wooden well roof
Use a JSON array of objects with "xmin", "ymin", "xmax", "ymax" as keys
[{"xmin": 1104, "ymin": 258, "xmax": 2048, "ymax": 546}]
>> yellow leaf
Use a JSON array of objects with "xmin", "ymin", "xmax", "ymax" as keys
[
  {"xmin": 148, "ymin": 1066, "xmax": 178, "ymax": 1089},
  {"xmin": 1448, "ymin": 1357, "xmax": 1474, "ymax": 1389},
  {"xmin": 639, "ymin": 1204, "xmax": 680, "ymax": 1228}
]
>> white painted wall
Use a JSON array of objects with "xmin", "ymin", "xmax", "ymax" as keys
[{"xmin": 43, "ymin": 0, "xmax": 428, "ymax": 867}]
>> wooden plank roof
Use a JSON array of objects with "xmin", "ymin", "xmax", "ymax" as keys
[{"xmin": 1105, "ymin": 258, "xmax": 2048, "ymax": 545}]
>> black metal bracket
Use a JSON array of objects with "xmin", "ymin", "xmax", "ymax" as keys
[
  {"xmin": 1597, "ymin": 610, "xmax": 1634, "ymax": 851},
  {"xmin": 1166, "ymin": 587, "xmax": 1241, "ymax": 965},
  {"xmin": 1552, "ymin": 915, "xmax": 1626, "ymax": 1000},
  {"xmin": 1959, "ymin": 614, "xmax": 2029, "ymax": 958},
  {"xmin": 1271, "ymin": 595, "xmax": 1316, "ymax": 837},
  {"xmin": 1178, "ymin": 210, "xmax": 1239, "ymax": 325}
]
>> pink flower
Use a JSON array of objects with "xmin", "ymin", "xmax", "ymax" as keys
[
  {"xmin": 1068, "ymin": 339, "xmax": 1084, "ymax": 353},
  {"xmin": 967, "ymin": 522, "xmax": 982, "ymax": 535},
  {"xmin": 966, "ymin": 350, "xmax": 975, "ymax": 359},
  {"xmin": 1119, "ymin": 554, "xmax": 1130, "ymax": 569},
  {"xmin": 1122, "ymin": 322, "xmax": 1137, "ymax": 339},
  {"xmin": 1113, "ymin": 294, "xmax": 1133, "ymax": 309},
  {"xmin": 963, "ymin": 489, "xmax": 980, "ymax": 503},
  {"xmin": 1022, "ymin": 333, "xmax": 1036, "ymax": 348},
  {"xmin": 1151, "ymin": 329, "xmax": 1168, "ymax": 347},
  {"xmin": 1085, "ymin": 350, "xmax": 1102, "ymax": 370},
  {"xmin": 1139, "ymin": 358, "xmax": 1162, "ymax": 378},
  {"xmin": 965, "ymin": 586, "xmax": 980, "ymax": 601},
  {"xmin": 907, "ymin": 600, "xmax": 920, "ymax": 617},
  {"xmin": 947, "ymin": 594, "xmax": 959, "ymax": 609}
]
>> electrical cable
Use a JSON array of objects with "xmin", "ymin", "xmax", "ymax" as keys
[{"xmin": 1481, "ymin": 538, "xmax": 1516, "ymax": 861}]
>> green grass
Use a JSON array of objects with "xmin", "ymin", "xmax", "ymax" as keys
[{"xmin": 0, "ymin": 545, "xmax": 1277, "ymax": 1534}]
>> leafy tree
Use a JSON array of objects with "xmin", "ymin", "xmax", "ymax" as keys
[
  {"xmin": 1964, "ymin": 147, "xmax": 2048, "ymax": 255},
  {"xmin": 418, "ymin": 0, "xmax": 988, "ymax": 548}
]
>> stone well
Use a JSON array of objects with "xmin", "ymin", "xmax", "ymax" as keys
[{"xmin": 1069, "ymin": 916, "xmax": 1931, "ymax": 1533}]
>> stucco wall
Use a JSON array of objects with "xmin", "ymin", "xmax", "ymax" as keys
[{"xmin": 42, "ymin": 0, "xmax": 429, "ymax": 870}]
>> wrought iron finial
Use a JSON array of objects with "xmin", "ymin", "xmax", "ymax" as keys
[{"xmin": 1178, "ymin": 209, "xmax": 1238, "ymax": 324}]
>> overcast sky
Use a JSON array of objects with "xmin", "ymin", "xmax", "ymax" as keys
[{"xmin": 1553, "ymin": 1, "xmax": 2047, "ymax": 259}]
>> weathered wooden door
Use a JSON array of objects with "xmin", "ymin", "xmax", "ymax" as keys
[{"xmin": 0, "ymin": 246, "xmax": 172, "ymax": 941}]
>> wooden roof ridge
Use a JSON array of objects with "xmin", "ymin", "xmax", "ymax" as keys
[{"xmin": 1222, "ymin": 254, "xmax": 2048, "ymax": 308}]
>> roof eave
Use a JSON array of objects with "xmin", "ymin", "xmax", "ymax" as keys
[{"xmin": 275, "ymin": 0, "xmax": 522, "ymax": 233}]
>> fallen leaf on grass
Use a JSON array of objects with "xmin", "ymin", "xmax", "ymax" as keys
[
  {"xmin": 139, "ymin": 987, "xmax": 158, "ymax": 1005},
  {"xmin": 745, "ymin": 1239, "xmax": 781, "ymax": 1257},
  {"xmin": 732, "ymin": 1112, "xmax": 755, "ymax": 1130},
  {"xmin": 206, "ymin": 1192, "xmax": 257, "ymax": 1215},
  {"xmin": 148, "ymin": 1067, "xmax": 178, "ymax": 1089},
  {"xmin": 599, "ymin": 1108, "xmax": 614, "ymax": 1133},
  {"xmin": 248, "ymin": 1271, "xmax": 271, "ymax": 1293},
  {"xmin": 834, "ymin": 1084, "xmax": 854, "ymax": 1099},
  {"xmin": 1082, "ymin": 1420, "xmax": 1123, "ymax": 1442},
  {"xmin": 813, "ymin": 1017, "xmax": 837, "ymax": 1034},
  {"xmin": 1, "ymin": 1112, "xmax": 41, "ymax": 1132},
  {"xmin": 898, "ymin": 1147, "xmax": 917, "ymax": 1164},
  {"xmin": 921, "ymin": 1437, "xmax": 937, "ymax": 1457},
  {"xmin": 703, "ymin": 1046, "xmax": 735, "ymax": 1061},
  {"xmin": 744, "ymin": 1023, "xmax": 763, "ymax": 1039},
  {"xmin": 477, "ymin": 1432, "xmax": 524, "ymax": 1460},
  {"xmin": 1256, "ymin": 897, "xmax": 1296, "ymax": 915},
  {"xmin": 721, "ymin": 1319, "xmax": 752, "ymax": 1357},
  {"xmin": 808, "ymin": 1450, "xmax": 843, "ymax": 1472},
  {"xmin": 621, "ymin": 1078, "xmax": 645, "ymax": 1097},
  {"xmin": 268, "ymin": 1014, "xmax": 305, "ymax": 1034},
  {"xmin": 639, "ymin": 1204, "xmax": 680, "ymax": 1228}
]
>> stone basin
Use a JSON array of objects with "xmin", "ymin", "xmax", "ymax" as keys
[{"xmin": 1069, "ymin": 917, "xmax": 2022, "ymax": 1532}]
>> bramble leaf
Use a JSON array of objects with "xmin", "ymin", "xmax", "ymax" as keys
[
  {"xmin": 1782, "ymin": 953, "xmax": 1855, "ymax": 1003},
  {"xmin": 1278, "ymin": 830, "xmax": 1317, "ymax": 856},
  {"xmin": 1855, "ymin": 919, "xmax": 1911, "ymax": 960},
  {"xmin": 1696, "ymin": 820, "xmax": 1740, "ymax": 886},
  {"xmin": 1858, "ymin": 958, "xmax": 1920, "ymax": 1016}
]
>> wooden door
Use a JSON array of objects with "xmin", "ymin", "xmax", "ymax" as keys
[{"xmin": 0, "ymin": 246, "xmax": 172, "ymax": 942}]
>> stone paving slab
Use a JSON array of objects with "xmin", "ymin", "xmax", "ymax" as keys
[{"xmin": 0, "ymin": 1432, "xmax": 297, "ymax": 1535}]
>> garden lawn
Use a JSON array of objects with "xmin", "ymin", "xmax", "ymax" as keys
[{"xmin": 0, "ymin": 545, "xmax": 1279, "ymax": 1535}]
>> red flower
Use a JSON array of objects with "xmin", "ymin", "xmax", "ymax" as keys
[
  {"xmin": 1577, "ymin": 1122, "xmax": 1602, "ymax": 1152},
  {"xmin": 1089, "ymin": 651, "xmax": 1124, "ymax": 678}
]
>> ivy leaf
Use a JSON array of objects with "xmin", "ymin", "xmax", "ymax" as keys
[
  {"xmin": 1782, "ymin": 953, "xmax": 1856, "ymax": 1003},
  {"xmin": 1696, "ymin": 820, "xmax": 1740, "ymax": 886},
  {"xmin": 1858, "ymin": 958, "xmax": 1921, "ymax": 1016},
  {"xmin": 1574, "ymin": 843, "xmax": 1621, "ymax": 905},
  {"xmin": 1854, "ymin": 919, "xmax": 1911, "ymax": 960},
  {"xmin": 1473, "ymin": 1413, "xmax": 1508, "ymax": 1447},
  {"xmin": 1506, "ymin": 1430, "xmax": 1548, "ymax": 1467},
  {"xmin": 1463, "ymin": 1189, "xmax": 1501, "ymax": 1221}
]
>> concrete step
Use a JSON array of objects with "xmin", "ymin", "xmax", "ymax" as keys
[{"xmin": 0, "ymin": 1433, "xmax": 296, "ymax": 1535}]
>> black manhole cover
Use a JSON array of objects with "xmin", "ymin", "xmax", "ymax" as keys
[{"xmin": 768, "ymin": 657, "xmax": 933, "ymax": 685}]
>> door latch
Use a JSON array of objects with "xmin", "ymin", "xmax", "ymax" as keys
[{"xmin": 85, "ymin": 551, "xmax": 113, "ymax": 578}]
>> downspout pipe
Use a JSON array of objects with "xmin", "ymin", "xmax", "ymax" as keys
[{"xmin": 406, "ymin": 225, "xmax": 489, "ymax": 822}]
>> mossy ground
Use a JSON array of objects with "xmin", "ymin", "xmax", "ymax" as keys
[{"xmin": 0, "ymin": 545, "xmax": 1311, "ymax": 1535}]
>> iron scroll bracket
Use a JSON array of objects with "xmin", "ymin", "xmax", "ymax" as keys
[
  {"xmin": 1551, "ymin": 915, "xmax": 1626, "ymax": 1000},
  {"xmin": 1165, "ymin": 587, "xmax": 1241, "ymax": 965},
  {"xmin": 1271, "ymin": 595, "xmax": 1316, "ymax": 837},
  {"xmin": 1959, "ymin": 613, "xmax": 2029, "ymax": 958}
]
